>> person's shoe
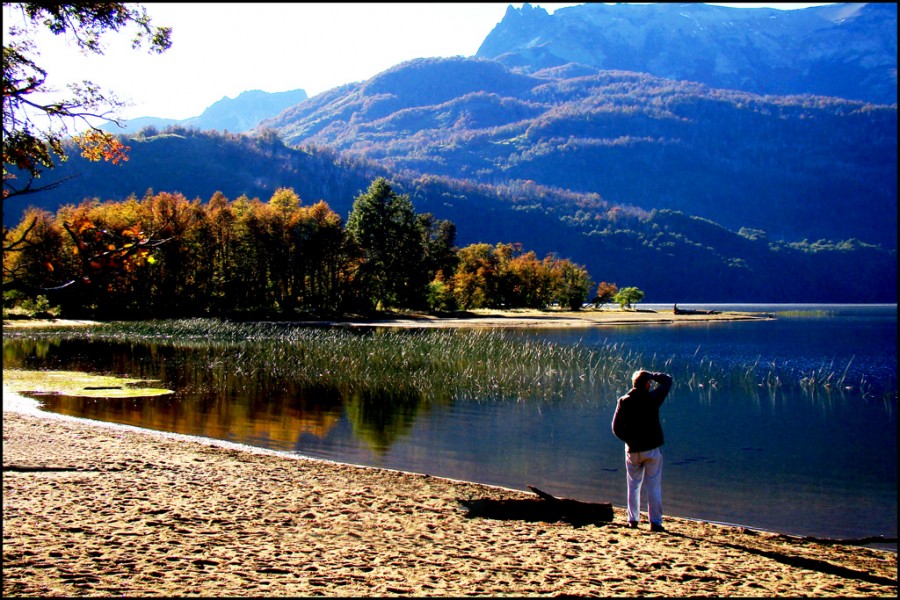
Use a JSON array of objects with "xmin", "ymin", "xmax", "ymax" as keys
[
  {"xmin": 650, "ymin": 522, "xmax": 665, "ymax": 532},
  {"xmin": 627, "ymin": 521, "xmax": 639, "ymax": 529}
]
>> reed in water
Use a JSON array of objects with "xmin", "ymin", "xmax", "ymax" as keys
[{"xmin": 6, "ymin": 318, "xmax": 889, "ymax": 404}]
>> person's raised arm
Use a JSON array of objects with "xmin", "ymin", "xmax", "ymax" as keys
[{"xmin": 649, "ymin": 372, "xmax": 672, "ymax": 400}]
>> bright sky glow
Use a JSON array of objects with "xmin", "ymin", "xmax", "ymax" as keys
[{"xmin": 4, "ymin": 2, "xmax": 831, "ymax": 123}]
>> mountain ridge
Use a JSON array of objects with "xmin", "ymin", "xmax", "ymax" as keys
[
  {"xmin": 477, "ymin": 2, "xmax": 897, "ymax": 105},
  {"xmin": 99, "ymin": 88, "xmax": 308, "ymax": 135},
  {"xmin": 258, "ymin": 57, "xmax": 896, "ymax": 249}
]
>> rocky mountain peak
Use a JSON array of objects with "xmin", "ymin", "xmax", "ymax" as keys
[{"xmin": 478, "ymin": 2, "xmax": 897, "ymax": 105}]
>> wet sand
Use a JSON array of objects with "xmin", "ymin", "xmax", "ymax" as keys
[{"xmin": 3, "ymin": 389, "xmax": 896, "ymax": 597}]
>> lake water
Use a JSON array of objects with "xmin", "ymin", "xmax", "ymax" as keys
[{"xmin": 3, "ymin": 304, "xmax": 896, "ymax": 547}]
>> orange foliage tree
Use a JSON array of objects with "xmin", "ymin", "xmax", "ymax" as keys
[{"xmin": 449, "ymin": 242, "xmax": 592, "ymax": 310}]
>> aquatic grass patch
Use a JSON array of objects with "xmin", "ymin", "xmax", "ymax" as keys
[
  {"xmin": 4, "ymin": 319, "xmax": 641, "ymax": 403},
  {"xmin": 4, "ymin": 318, "xmax": 893, "ymax": 404},
  {"xmin": 614, "ymin": 343, "xmax": 894, "ymax": 403},
  {"xmin": 773, "ymin": 309, "xmax": 834, "ymax": 318}
]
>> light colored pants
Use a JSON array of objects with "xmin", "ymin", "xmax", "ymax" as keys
[{"xmin": 625, "ymin": 447, "xmax": 663, "ymax": 525}]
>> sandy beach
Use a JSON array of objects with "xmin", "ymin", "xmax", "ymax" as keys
[{"xmin": 3, "ymin": 310, "xmax": 896, "ymax": 596}]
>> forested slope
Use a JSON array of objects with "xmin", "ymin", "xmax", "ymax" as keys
[
  {"xmin": 261, "ymin": 58, "xmax": 897, "ymax": 249},
  {"xmin": 6, "ymin": 129, "xmax": 894, "ymax": 303}
]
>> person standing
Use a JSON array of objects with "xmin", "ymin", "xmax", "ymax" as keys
[{"xmin": 611, "ymin": 369, "xmax": 673, "ymax": 531}]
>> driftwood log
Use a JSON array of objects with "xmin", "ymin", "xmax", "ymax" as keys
[
  {"xmin": 673, "ymin": 306, "xmax": 720, "ymax": 315},
  {"xmin": 458, "ymin": 485, "xmax": 614, "ymax": 527}
]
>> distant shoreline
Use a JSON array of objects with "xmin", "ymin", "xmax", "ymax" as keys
[{"xmin": 3, "ymin": 307, "xmax": 773, "ymax": 330}]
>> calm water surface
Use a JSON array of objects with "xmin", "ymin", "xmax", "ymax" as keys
[{"xmin": 3, "ymin": 304, "xmax": 896, "ymax": 546}]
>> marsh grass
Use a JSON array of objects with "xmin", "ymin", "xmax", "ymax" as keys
[
  {"xmin": 4, "ymin": 318, "xmax": 891, "ymax": 404},
  {"xmin": 7, "ymin": 319, "xmax": 626, "ymax": 403},
  {"xmin": 774, "ymin": 309, "xmax": 833, "ymax": 318}
]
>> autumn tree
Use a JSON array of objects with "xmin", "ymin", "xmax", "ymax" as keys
[
  {"xmin": 451, "ymin": 243, "xmax": 498, "ymax": 309},
  {"xmin": 193, "ymin": 191, "xmax": 233, "ymax": 311},
  {"xmin": 426, "ymin": 271, "xmax": 457, "ymax": 312},
  {"xmin": 227, "ymin": 195, "xmax": 274, "ymax": 312},
  {"xmin": 293, "ymin": 200, "xmax": 347, "ymax": 311},
  {"xmin": 265, "ymin": 187, "xmax": 302, "ymax": 309},
  {"xmin": 503, "ymin": 248, "xmax": 550, "ymax": 308},
  {"xmin": 592, "ymin": 281, "xmax": 618, "ymax": 309},
  {"xmin": 2, "ymin": 207, "xmax": 65, "ymax": 296},
  {"xmin": 5, "ymin": 192, "xmax": 190, "ymax": 318},
  {"xmin": 262, "ymin": 187, "xmax": 350, "ymax": 313},
  {"xmin": 3, "ymin": 3, "xmax": 171, "ymax": 313},
  {"xmin": 132, "ymin": 191, "xmax": 204, "ymax": 316},
  {"xmin": 547, "ymin": 257, "xmax": 592, "ymax": 310},
  {"xmin": 448, "ymin": 242, "xmax": 592, "ymax": 311}
]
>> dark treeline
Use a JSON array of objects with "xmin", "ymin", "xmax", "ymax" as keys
[{"xmin": 3, "ymin": 178, "xmax": 595, "ymax": 319}]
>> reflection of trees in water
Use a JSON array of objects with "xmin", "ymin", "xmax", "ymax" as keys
[
  {"xmin": 158, "ymin": 360, "xmax": 350, "ymax": 448},
  {"xmin": 344, "ymin": 386, "xmax": 425, "ymax": 454},
  {"xmin": 2, "ymin": 338, "xmax": 59, "ymax": 362},
  {"xmin": 30, "ymin": 380, "xmax": 348, "ymax": 453},
  {"xmin": 3, "ymin": 334, "xmax": 429, "ymax": 452}
]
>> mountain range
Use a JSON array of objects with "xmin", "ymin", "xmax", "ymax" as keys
[
  {"xmin": 5, "ymin": 2, "xmax": 896, "ymax": 303},
  {"xmin": 477, "ymin": 3, "xmax": 897, "ymax": 106},
  {"xmin": 99, "ymin": 88, "xmax": 308, "ymax": 135}
]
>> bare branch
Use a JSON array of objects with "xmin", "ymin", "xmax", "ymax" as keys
[{"xmin": 3, "ymin": 171, "xmax": 80, "ymax": 201}]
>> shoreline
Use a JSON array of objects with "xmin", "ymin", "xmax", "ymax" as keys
[
  {"xmin": 2, "ymin": 307, "xmax": 774, "ymax": 331},
  {"xmin": 3, "ymin": 389, "xmax": 896, "ymax": 597}
]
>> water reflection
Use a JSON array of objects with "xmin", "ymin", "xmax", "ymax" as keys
[
  {"xmin": 345, "ymin": 387, "xmax": 425, "ymax": 455},
  {"xmin": 4, "ymin": 338, "xmax": 431, "ymax": 455},
  {"xmin": 38, "ymin": 383, "xmax": 346, "ymax": 452}
]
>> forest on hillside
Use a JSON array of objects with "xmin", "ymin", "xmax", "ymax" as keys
[{"xmin": 263, "ymin": 60, "xmax": 897, "ymax": 249}]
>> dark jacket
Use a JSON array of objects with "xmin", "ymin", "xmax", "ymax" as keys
[{"xmin": 611, "ymin": 372, "xmax": 673, "ymax": 453}]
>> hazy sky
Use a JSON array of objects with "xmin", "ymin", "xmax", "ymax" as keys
[{"xmin": 4, "ymin": 2, "xmax": 830, "ymax": 123}]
